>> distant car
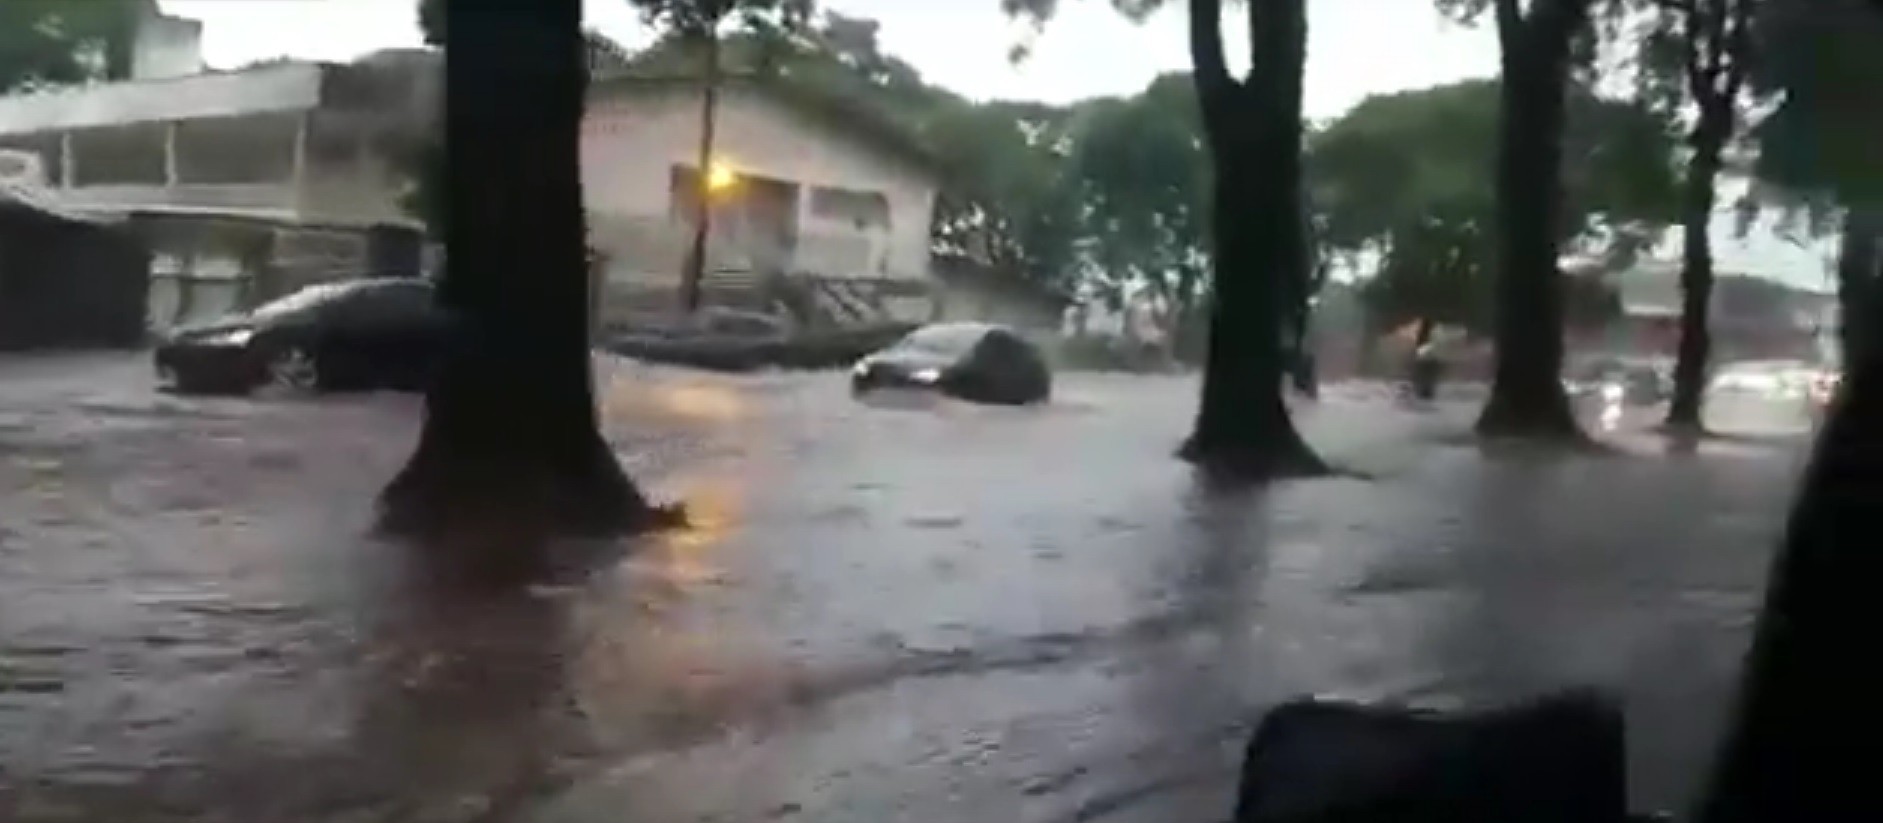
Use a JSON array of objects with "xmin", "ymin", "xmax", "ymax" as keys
[
  {"xmin": 1566, "ymin": 358, "xmax": 1669, "ymax": 405},
  {"xmin": 1710, "ymin": 359, "xmax": 1815, "ymax": 396},
  {"xmin": 851, "ymin": 322, "xmax": 1052, "ymax": 405},
  {"xmin": 154, "ymin": 278, "xmax": 447, "ymax": 395}
]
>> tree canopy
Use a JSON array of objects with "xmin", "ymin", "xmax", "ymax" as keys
[
  {"xmin": 0, "ymin": 0, "xmax": 142, "ymax": 92},
  {"xmin": 1750, "ymin": 0, "xmax": 1883, "ymax": 208},
  {"xmin": 1308, "ymin": 78, "xmax": 1678, "ymax": 333},
  {"xmin": 626, "ymin": 0, "xmax": 815, "ymax": 37},
  {"xmin": 1067, "ymin": 73, "xmax": 1209, "ymax": 310}
]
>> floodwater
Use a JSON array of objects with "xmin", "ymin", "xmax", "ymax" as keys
[{"xmin": 0, "ymin": 353, "xmax": 1816, "ymax": 821}]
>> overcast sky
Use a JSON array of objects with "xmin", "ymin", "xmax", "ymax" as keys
[
  {"xmin": 154, "ymin": 0, "xmax": 1837, "ymax": 288},
  {"xmin": 159, "ymin": 0, "xmax": 1501, "ymax": 119}
]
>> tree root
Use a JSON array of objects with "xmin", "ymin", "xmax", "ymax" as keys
[
  {"xmin": 1474, "ymin": 392, "xmax": 1586, "ymax": 443},
  {"xmin": 377, "ymin": 436, "xmax": 685, "ymax": 546},
  {"xmin": 1177, "ymin": 433, "xmax": 1333, "ymax": 484}
]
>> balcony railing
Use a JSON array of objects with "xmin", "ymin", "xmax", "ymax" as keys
[
  {"xmin": 54, "ymin": 183, "xmax": 298, "ymax": 218},
  {"xmin": 0, "ymin": 63, "xmax": 325, "ymax": 135}
]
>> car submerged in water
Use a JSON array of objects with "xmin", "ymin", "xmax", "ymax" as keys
[
  {"xmin": 850, "ymin": 322, "xmax": 1052, "ymax": 405},
  {"xmin": 154, "ymin": 278, "xmax": 448, "ymax": 395},
  {"xmin": 1563, "ymin": 357, "xmax": 1672, "ymax": 406}
]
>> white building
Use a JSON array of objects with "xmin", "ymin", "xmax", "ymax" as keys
[
  {"xmin": 0, "ymin": 4, "xmax": 431, "ymax": 330},
  {"xmin": 580, "ymin": 71, "xmax": 945, "ymax": 325}
]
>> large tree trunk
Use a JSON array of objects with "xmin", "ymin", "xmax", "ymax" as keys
[
  {"xmin": 1835, "ymin": 208, "xmax": 1882, "ymax": 362},
  {"xmin": 1690, "ymin": 274, "xmax": 1883, "ymax": 823},
  {"xmin": 1475, "ymin": 0, "xmax": 1587, "ymax": 440},
  {"xmin": 1177, "ymin": 0, "xmax": 1325, "ymax": 479},
  {"xmin": 1666, "ymin": 116, "xmax": 1728, "ymax": 430},
  {"xmin": 379, "ymin": 0, "xmax": 673, "ymax": 541}
]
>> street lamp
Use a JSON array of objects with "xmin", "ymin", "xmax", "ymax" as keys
[
  {"xmin": 704, "ymin": 160, "xmax": 738, "ymax": 194},
  {"xmin": 680, "ymin": 157, "xmax": 737, "ymax": 316}
]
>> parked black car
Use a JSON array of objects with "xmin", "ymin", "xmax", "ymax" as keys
[
  {"xmin": 154, "ymin": 278, "xmax": 447, "ymax": 395},
  {"xmin": 851, "ymin": 322, "xmax": 1052, "ymax": 405}
]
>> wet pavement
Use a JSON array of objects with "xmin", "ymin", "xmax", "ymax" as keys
[{"xmin": 0, "ymin": 352, "xmax": 1820, "ymax": 822}]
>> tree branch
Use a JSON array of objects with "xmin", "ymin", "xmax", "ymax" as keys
[
  {"xmin": 1701, "ymin": 0, "xmax": 1729, "ymax": 94},
  {"xmin": 1679, "ymin": 0, "xmax": 1707, "ymax": 101},
  {"xmin": 1720, "ymin": 0, "xmax": 1757, "ymax": 103}
]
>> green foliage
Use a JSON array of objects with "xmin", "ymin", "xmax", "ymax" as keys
[
  {"xmin": 1750, "ymin": 0, "xmax": 1883, "ymax": 208},
  {"xmin": 1068, "ymin": 73, "xmax": 1209, "ymax": 307},
  {"xmin": 1361, "ymin": 207, "xmax": 1493, "ymax": 331},
  {"xmin": 1000, "ymin": 0, "xmax": 1170, "ymax": 25},
  {"xmin": 1310, "ymin": 79, "xmax": 1677, "ymax": 333},
  {"xmin": 0, "ymin": 0, "xmax": 141, "ymax": 92},
  {"xmin": 626, "ymin": 0, "xmax": 816, "ymax": 38}
]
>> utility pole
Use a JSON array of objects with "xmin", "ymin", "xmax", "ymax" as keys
[{"xmin": 678, "ymin": 25, "xmax": 721, "ymax": 317}]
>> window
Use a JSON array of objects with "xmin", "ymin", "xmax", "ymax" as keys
[{"xmin": 810, "ymin": 187, "xmax": 890, "ymax": 230}]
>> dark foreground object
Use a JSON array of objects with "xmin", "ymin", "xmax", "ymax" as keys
[
  {"xmin": 0, "ymin": 190, "xmax": 149, "ymax": 352},
  {"xmin": 1233, "ymin": 692, "xmax": 1659, "ymax": 823}
]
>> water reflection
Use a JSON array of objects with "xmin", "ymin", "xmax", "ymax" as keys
[
  {"xmin": 1599, "ymin": 398, "xmax": 1624, "ymax": 432},
  {"xmin": 337, "ymin": 541, "xmax": 591, "ymax": 821},
  {"xmin": 597, "ymin": 372, "xmax": 749, "ymax": 426},
  {"xmin": 563, "ymin": 469, "xmax": 770, "ymax": 757}
]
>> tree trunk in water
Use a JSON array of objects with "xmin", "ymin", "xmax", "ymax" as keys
[
  {"xmin": 1835, "ymin": 209, "xmax": 1881, "ymax": 363},
  {"xmin": 1178, "ymin": 0, "xmax": 1324, "ymax": 479},
  {"xmin": 1690, "ymin": 276, "xmax": 1883, "ymax": 823},
  {"xmin": 1666, "ymin": 121, "xmax": 1727, "ymax": 430},
  {"xmin": 1475, "ymin": 1, "xmax": 1585, "ymax": 440},
  {"xmin": 379, "ymin": 0, "xmax": 674, "ymax": 541}
]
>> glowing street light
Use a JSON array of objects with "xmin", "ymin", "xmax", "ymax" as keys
[{"xmin": 704, "ymin": 160, "xmax": 738, "ymax": 194}]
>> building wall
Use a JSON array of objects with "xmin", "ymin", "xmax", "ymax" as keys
[
  {"xmin": 0, "ymin": 63, "xmax": 325, "ymax": 134},
  {"xmin": 932, "ymin": 278, "xmax": 1063, "ymax": 334},
  {"xmin": 581, "ymin": 84, "xmax": 938, "ymax": 286},
  {"xmin": 295, "ymin": 115, "xmax": 409, "ymax": 227}
]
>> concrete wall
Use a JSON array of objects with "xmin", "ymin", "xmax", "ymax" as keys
[
  {"xmin": 0, "ymin": 63, "xmax": 325, "ymax": 134},
  {"xmin": 134, "ymin": 216, "xmax": 371, "ymax": 333},
  {"xmin": 296, "ymin": 115, "xmax": 409, "ymax": 227},
  {"xmin": 932, "ymin": 277, "xmax": 1063, "ymax": 333},
  {"xmin": 581, "ymin": 83, "xmax": 938, "ymax": 285}
]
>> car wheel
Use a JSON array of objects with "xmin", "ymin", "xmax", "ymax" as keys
[{"xmin": 267, "ymin": 346, "xmax": 321, "ymax": 392}]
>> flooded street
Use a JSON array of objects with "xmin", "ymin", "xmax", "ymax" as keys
[{"xmin": 0, "ymin": 353, "xmax": 1817, "ymax": 821}]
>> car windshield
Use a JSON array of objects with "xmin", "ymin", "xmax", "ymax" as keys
[
  {"xmin": 895, "ymin": 324, "xmax": 988, "ymax": 356},
  {"xmin": 249, "ymin": 282, "xmax": 362, "ymax": 320}
]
